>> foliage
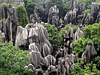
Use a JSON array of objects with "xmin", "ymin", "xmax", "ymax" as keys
[
  {"xmin": 59, "ymin": 24, "xmax": 77, "ymax": 45},
  {"xmin": 95, "ymin": 56, "xmax": 100, "ymax": 69},
  {"xmin": 71, "ymin": 58, "xmax": 100, "ymax": 75},
  {"xmin": 9, "ymin": 0, "xmax": 14, "ymax": 3},
  {"xmin": 17, "ymin": 5, "xmax": 29, "ymax": 27},
  {"xmin": 26, "ymin": 0, "xmax": 36, "ymax": 16},
  {"xmin": 63, "ymin": 1, "xmax": 70, "ymax": 15},
  {"xmin": 0, "ymin": 37, "xmax": 1, "ymax": 40},
  {"xmin": 82, "ymin": 9, "xmax": 91, "ymax": 16},
  {"xmin": 79, "ymin": 0, "xmax": 96, "ymax": 9},
  {"xmin": 23, "ymin": 0, "xmax": 42, "ymax": 16},
  {"xmin": 0, "ymin": 41, "xmax": 33, "ymax": 75},
  {"xmin": 42, "ymin": 23, "xmax": 60, "ymax": 51},
  {"xmin": 72, "ymin": 23, "xmax": 100, "ymax": 54},
  {"xmin": 4, "ymin": 18, "xmax": 8, "ymax": 22}
]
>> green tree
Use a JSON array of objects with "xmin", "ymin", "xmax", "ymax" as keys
[
  {"xmin": 17, "ymin": 5, "xmax": 29, "ymax": 27},
  {"xmin": 42, "ymin": 23, "xmax": 60, "ymax": 52},
  {"xmin": 24, "ymin": 0, "xmax": 42, "ymax": 16},
  {"xmin": 71, "ymin": 58, "xmax": 100, "ymax": 75},
  {"xmin": 9, "ymin": 0, "xmax": 14, "ymax": 3},
  {"xmin": 0, "ymin": 41, "xmax": 33, "ymax": 75},
  {"xmin": 72, "ymin": 23, "xmax": 100, "ymax": 54}
]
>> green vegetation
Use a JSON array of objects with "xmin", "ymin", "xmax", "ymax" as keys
[
  {"xmin": 42, "ymin": 23, "xmax": 60, "ymax": 51},
  {"xmin": 9, "ymin": 0, "xmax": 14, "ymax": 3},
  {"xmin": 59, "ymin": 24, "xmax": 77, "ymax": 45},
  {"xmin": 23, "ymin": 0, "xmax": 42, "ymax": 16},
  {"xmin": 79, "ymin": 0, "xmax": 96, "ymax": 9},
  {"xmin": 72, "ymin": 23, "xmax": 100, "ymax": 54},
  {"xmin": 0, "ymin": 41, "xmax": 33, "ymax": 75},
  {"xmin": 82, "ymin": 9, "xmax": 91, "ymax": 16},
  {"xmin": 71, "ymin": 58, "xmax": 100, "ymax": 75},
  {"xmin": 17, "ymin": 5, "xmax": 29, "ymax": 27}
]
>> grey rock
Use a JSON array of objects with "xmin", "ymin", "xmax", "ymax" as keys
[
  {"xmin": 7, "ymin": 5, "xmax": 18, "ymax": 45},
  {"xmin": 36, "ymin": 68, "xmax": 43, "ymax": 75},
  {"xmin": 0, "ymin": 0, "xmax": 9, "ymax": 5},
  {"xmin": 79, "ymin": 2, "xmax": 86, "ymax": 13},
  {"xmin": 27, "ymin": 64, "xmax": 36, "ymax": 75},
  {"xmin": 33, "ymin": 5, "xmax": 48, "ymax": 23},
  {"xmin": 0, "ymin": 5, "xmax": 5, "ymax": 19},
  {"xmin": 64, "ymin": 8, "xmax": 78, "ymax": 24},
  {"xmin": 82, "ymin": 41, "xmax": 97, "ymax": 63},
  {"xmin": 29, "ymin": 51, "xmax": 42, "ymax": 68},
  {"xmin": 70, "ymin": 0, "xmax": 79, "ymax": 10},
  {"xmin": 48, "ymin": 5, "xmax": 59, "ymax": 27},
  {"xmin": 15, "ymin": 26, "xmax": 28, "ymax": 47},
  {"xmin": 13, "ymin": 0, "xmax": 24, "ymax": 5},
  {"xmin": 75, "ymin": 27, "xmax": 83, "ymax": 41},
  {"xmin": 29, "ymin": 43, "xmax": 39, "ymax": 52},
  {"xmin": 42, "ymin": 43, "xmax": 51, "ymax": 57},
  {"xmin": 48, "ymin": 65, "xmax": 58, "ymax": 75}
]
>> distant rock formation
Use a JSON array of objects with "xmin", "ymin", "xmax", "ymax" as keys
[
  {"xmin": 0, "ymin": 0, "xmax": 9, "ymax": 5},
  {"xmin": 82, "ymin": 41, "xmax": 97, "ymax": 63},
  {"xmin": 30, "ymin": 5, "xmax": 48, "ymax": 24},
  {"xmin": 13, "ymin": 0, "xmax": 24, "ymax": 5},
  {"xmin": 48, "ymin": 5, "xmax": 59, "ymax": 27}
]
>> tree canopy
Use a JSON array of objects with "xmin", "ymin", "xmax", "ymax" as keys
[{"xmin": 0, "ymin": 41, "xmax": 33, "ymax": 75}]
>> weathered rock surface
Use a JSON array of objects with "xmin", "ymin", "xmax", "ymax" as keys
[
  {"xmin": 0, "ymin": 0, "xmax": 9, "ymax": 5},
  {"xmin": 30, "ymin": 5, "xmax": 48, "ymax": 24},
  {"xmin": 0, "ymin": 5, "xmax": 5, "ymax": 19},
  {"xmin": 15, "ymin": 23, "xmax": 53, "ymax": 54},
  {"xmin": 7, "ymin": 4, "xmax": 18, "ymax": 45},
  {"xmin": 82, "ymin": 41, "xmax": 97, "ymax": 63},
  {"xmin": 75, "ymin": 26, "xmax": 83, "ymax": 41},
  {"xmin": 48, "ymin": 5, "xmax": 59, "ymax": 27},
  {"xmin": 13, "ymin": 0, "xmax": 24, "ymax": 5}
]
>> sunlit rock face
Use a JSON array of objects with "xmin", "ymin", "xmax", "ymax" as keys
[{"xmin": 15, "ymin": 23, "xmax": 53, "ymax": 55}]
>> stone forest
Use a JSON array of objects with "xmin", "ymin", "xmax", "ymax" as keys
[{"xmin": 1, "ymin": 0, "xmax": 100, "ymax": 75}]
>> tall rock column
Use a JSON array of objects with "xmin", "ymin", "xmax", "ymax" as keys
[{"xmin": 7, "ymin": 4, "xmax": 18, "ymax": 45}]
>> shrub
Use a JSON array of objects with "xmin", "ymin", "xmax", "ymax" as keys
[
  {"xmin": 0, "ymin": 41, "xmax": 33, "ymax": 75},
  {"xmin": 42, "ymin": 23, "xmax": 60, "ymax": 52},
  {"xmin": 17, "ymin": 5, "xmax": 29, "ymax": 27}
]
